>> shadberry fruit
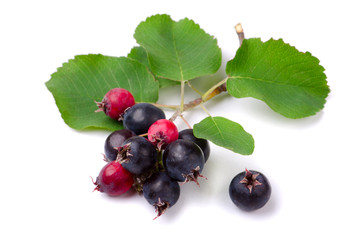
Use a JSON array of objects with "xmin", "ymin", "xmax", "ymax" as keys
[
  {"xmin": 229, "ymin": 169, "xmax": 271, "ymax": 211},
  {"xmin": 163, "ymin": 139, "xmax": 206, "ymax": 186},
  {"xmin": 148, "ymin": 119, "xmax": 179, "ymax": 150},
  {"xmin": 178, "ymin": 129, "xmax": 210, "ymax": 162},
  {"xmin": 123, "ymin": 103, "xmax": 165, "ymax": 135},
  {"xmin": 95, "ymin": 88, "xmax": 135, "ymax": 120},
  {"xmin": 93, "ymin": 161, "xmax": 134, "ymax": 196},
  {"xmin": 117, "ymin": 136, "xmax": 158, "ymax": 175},
  {"xmin": 143, "ymin": 171, "xmax": 180, "ymax": 219},
  {"xmin": 104, "ymin": 129, "xmax": 136, "ymax": 161}
]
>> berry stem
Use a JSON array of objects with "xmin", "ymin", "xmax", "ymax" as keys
[
  {"xmin": 199, "ymin": 103, "xmax": 211, "ymax": 117},
  {"xmin": 150, "ymin": 103, "xmax": 179, "ymax": 110},
  {"xmin": 156, "ymin": 150, "xmax": 164, "ymax": 171},
  {"xmin": 180, "ymin": 115, "xmax": 192, "ymax": 129},
  {"xmin": 187, "ymin": 81, "xmax": 203, "ymax": 96}
]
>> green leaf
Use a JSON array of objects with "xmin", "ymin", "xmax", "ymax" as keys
[
  {"xmin": 134, "ymin": 14, "xmax": 222, "ymax": 81},
  {"xmin": 128, "ymin": 46, "xmax": 180, "ymax": 88},
  {"xmin": 46, "ymin": 54, "xmax": 159, "ymax": 130},
  {"xmin": 193, "ymin": 116, "xmax": 254, "ymax": 155},
  {"xmin": 226, "ymin": 38, "xmax": 330, "ymax": 119}
]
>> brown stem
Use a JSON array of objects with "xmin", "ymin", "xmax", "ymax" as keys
[{"xmin": 235, "ymin": 23, "xmax": 245, "ymax": 46}]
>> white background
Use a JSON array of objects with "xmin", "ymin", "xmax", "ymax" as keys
[{"xmin": 1, "ymin": 0, "xmax": 342, "ymax": 239}]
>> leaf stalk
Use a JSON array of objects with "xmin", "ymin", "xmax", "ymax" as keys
[{"xmin": 180, "ymin": 80, "xmax": 185, "ymax": 112}]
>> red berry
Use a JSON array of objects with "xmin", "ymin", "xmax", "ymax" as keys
[
  {"xmin": 95, "ymin": 88, "xmax": 135, "ymax": 120},
  {"xmin": 148, "ymin": 119, "xmax": 179, "ymax": 150},
  {"xmin": 93, "ymin": 161, "xmax": 133, "ymax": 196}
]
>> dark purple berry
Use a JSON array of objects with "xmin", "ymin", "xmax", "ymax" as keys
[
  {"xmin": 117, "ymin": 136, "xmax": 158, "ymax": 175},
  {"xmin": 104, "ymin": 129, "xmax": 136, "ymax": 161},
  {"xmin": 123, "ymin": 103, "xmax": 166, "ymax": 135},
  {"xmin": 178, "ymin": 129, "xmax": 210, "ymax": 162},
  {"xmin": 143, "ymin": 171, "xmax": 180, "ymax": 219},
  {"xmin": 163, "ymin": 139, "xmax": 206, "ymax": 186},
  {"xmin": 229, "ymin": 169, "xmax": 271, "ymax": 211}
]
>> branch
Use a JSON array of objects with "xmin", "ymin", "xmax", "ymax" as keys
[{"xmin": 235, "ymin": 23, "xmax": 245, "ymax": 46}]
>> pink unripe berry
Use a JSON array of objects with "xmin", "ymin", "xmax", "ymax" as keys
[
  {"xmin": 96, "ymin": 88, "xmax": 135, "ymax": 120},
  {"xmin": 148, "ymin": 119, "xmax": 179, "ymax": 150},
  {"xmin": 93, "ymin": 161, "xmax": 134, "ymax": 196}
]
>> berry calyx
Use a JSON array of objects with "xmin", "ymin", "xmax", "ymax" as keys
[
  {"xmin": 95, "ymin": 88, "xmax": 135, "ymax": 120},
  {"xmin": 229, "ymin": 169, "xmax": 271, "ymax": 211},
  {"xmin": 93, "ymin": 161, "xmax": 134, "ymax": 196},
  {"xmin": 104, "ymin": 129, "xmax": 136, "ymax": 161},
  {"xmin": 181, "ymin": 166, "xmax": 207, "ymax": 186},
  {"xmin": 153, "ymin": 198, "xmax": 170, "ymax": 220},
  {"xmin": 163, "ymin": 139, "xmax": 206, "ymax": 186},
  {"xmin": 239, "ymin": 168, "xmax": 262, "ymax": 193},
  {"xmin": 148, "ymin": 119, "xmax": 179, "ymax": 150},
  {"xmin": 143, "ymin": 172, "xmax": 180, "ymax": 219},
  {"xmin": 117, "ymin": 136, "xmax": 158, "ymax": 175}
]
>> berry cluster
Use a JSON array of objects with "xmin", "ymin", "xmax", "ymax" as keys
[
  {"xmin": 93, "ymin": 88, "xmax": 210, "ymax": 219},
  {"xmin": 93, "ymin": 88, "xmax": 271, "ymax": 217}
]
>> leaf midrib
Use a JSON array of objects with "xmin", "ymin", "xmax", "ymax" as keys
[
  {"xmin": 209, "ymin": 117, "xmax": 233, "ymax": 150},
  {"xmin": 171, "ymin": 24, "xmax": 184, "ymax": 81}
]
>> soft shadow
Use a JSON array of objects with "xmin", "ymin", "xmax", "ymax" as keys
[
  {"xmin": 103, "ymin": 188, "xmax": 138, "ymax": 200},
  {"xmin": 237, "ymin": 98, "xmax": 326, "ymax": 130}
]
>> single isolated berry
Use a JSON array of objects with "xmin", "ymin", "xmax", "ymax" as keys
[
  {"xmin": 229, "ymin": 169, "xmax": 271, "ymax": 211},
  {"xmin": 178, "ymin": 129, "xmax": 210, "ymax": 162},
  {"xmin": 92, "ymin": 161, "xmax": 134, "ymax": 196},
  {"xmin": 143, "ymin": 171, "xmax": 180, "ymax": 220},
  {"xmin": 148, "ymin": 119, "xmax": 179, "ymax": 150},
  {"xmin": 123, "ymin": 103, "xmax": 166, "ymax": 135},
  {"xmin": 104, "ymin": 129, "xmax": 136, "ymax": 161},
  {"xmin": 163, "ymin": 139, "xmax": 206, "ymax": 186},
  {"xmin": 117, "ymin": 136, "xmax": 158, "ymax": 175},
  {"xmin": 95, "ymin": 88, "xmax": 135, "ymax": 120}
]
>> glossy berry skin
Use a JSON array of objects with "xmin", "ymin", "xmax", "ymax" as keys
[
  {"xmin": 148, "ymin": 119, "xmax": 179, "ymax": 150},
  {"xmin": 163, "ymin": 139, "xmax": 205, "ymax": 185},
  {"xmin": 104, "ymin": 129, "xmax": 136, "ymax": 161},
  {"xmin": 178, "ymin": 129, "xmax": 210, "ymax": 162},
  {"xmin": 119, "ymin": 136, "xmax": 158, "ymax": 175},
  {"xmin": 123, "ymin": 103, "xmax": 166, "ymax": 135},
  {"xmin": 96, "ymin": 88, "xmax": 135, "ymax": 120},
  {"xmin": 229, "ymin": 169, "xmax": 271, "ymax": 211},
  {"xmin": 93, "ymin": 161, "xmax": 133, "ymax": 196},
  {"xmin": 143, "ymin": 171, "xmax": 180, "ymax": 219}
]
